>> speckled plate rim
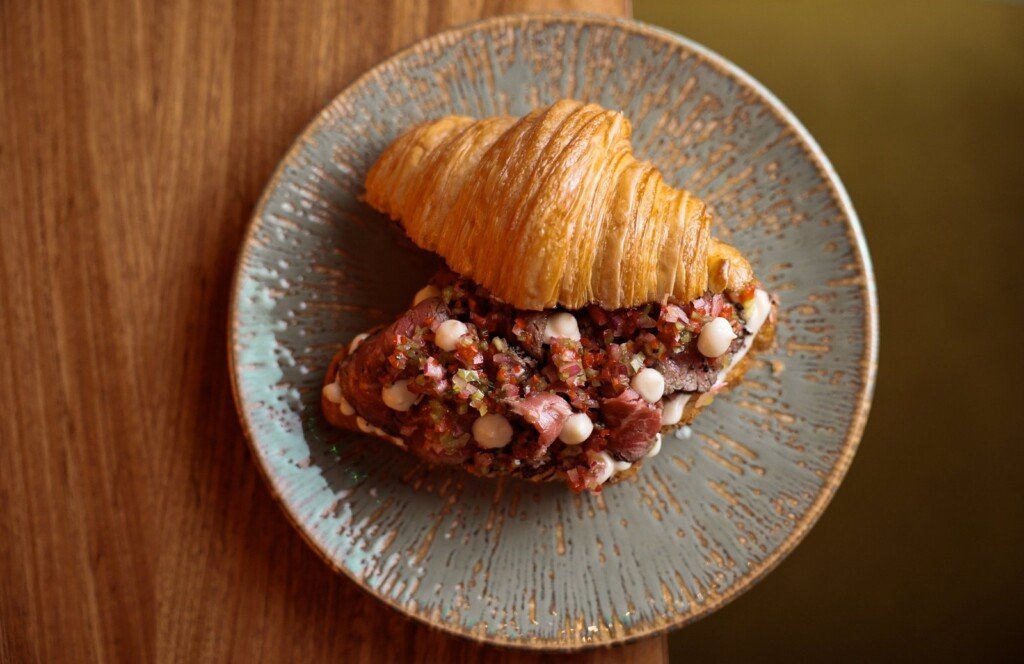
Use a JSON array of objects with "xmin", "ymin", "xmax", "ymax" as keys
[{"xmin": 227, "ymin": 12, "xmax": 879, "ymax": 650}]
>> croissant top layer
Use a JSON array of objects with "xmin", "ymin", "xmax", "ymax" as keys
[{"xmin": 365, "ymin": 99, "xmax": 754, "ymax": 310}]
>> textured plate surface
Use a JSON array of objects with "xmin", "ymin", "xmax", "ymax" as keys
[{"xmin": 229, "ymin": 13, "xmax": 877, "ymax": 650}]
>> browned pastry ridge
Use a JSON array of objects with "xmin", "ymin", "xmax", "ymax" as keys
[{"xmin": 365, "ymin": 99, "xmax": 753, "ymax": 310}]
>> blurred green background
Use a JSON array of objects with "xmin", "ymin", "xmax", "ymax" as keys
[{"xmin": 631, "ymin": 0, "xmax": 1024, "ymax": 660}]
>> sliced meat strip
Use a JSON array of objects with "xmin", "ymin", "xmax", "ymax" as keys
[
  {"xmin": 510, "ymin": 392, "xmax": 572, "ymax": 456},
  {"xmin": 601, "ymin": 388, "xmax": 662, "ymax": 462},
  {"xmin": 510, "ymin": 312, "xmax": 549, "ymax": 359},
  {"xmin": 657, "ymin": 349, "xmax": 718, "ymax": 393}
]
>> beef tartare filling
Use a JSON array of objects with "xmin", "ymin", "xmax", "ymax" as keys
[{"xmin": 335, "ymin": 270, "xmax": 756, "ymax": 492}]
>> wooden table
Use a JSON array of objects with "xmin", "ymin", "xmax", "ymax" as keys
[{"xmin": 0, "ymin": 1, "xmax": 666, "ymax": 661}]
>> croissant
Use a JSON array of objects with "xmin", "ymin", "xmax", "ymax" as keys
[
  {"xmin": 321, "ymin": 100, "xmax": 777, "ymax": 492},
  {"xmin": 365, "ymin": 99, "xmax": 753, "ymax": 310}
]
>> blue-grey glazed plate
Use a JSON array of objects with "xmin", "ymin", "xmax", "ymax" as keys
[{"xmin": 229, "ymin": 13, "xmax": 877, "ymax": 650}]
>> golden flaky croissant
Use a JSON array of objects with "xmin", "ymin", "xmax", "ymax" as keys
[
  {"xmin": 365, "ymin": 99, "xmax": 753, "ymax": 310},
  {"xmin": 321, "ymin": 100, "xmax": 777, "ymax": 492}
]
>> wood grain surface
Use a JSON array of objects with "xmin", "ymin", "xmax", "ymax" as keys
[{"xmin": 0, "ymin": 0, "xmax": 669, "ymax": 662}]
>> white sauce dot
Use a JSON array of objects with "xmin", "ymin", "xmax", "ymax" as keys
[
  {"xmin": 472, "ymin": 413, "xmax": 514, "ymax": 449},
  {"xmin": 381, "ymin": 379, "xmax": 420, "ymax": 412},
  {"xmin": 348, "ymin": 333, "xmax": 369, "ymax": 354},
  {"xmin": 544, "ymin": 312, "xmax": 581, "ymax": 343},
  {"xmin": 631, "ymin": 367, "xmax": 665, "ymax": 403},
  {"xmin": 558, "ymin": 412, "xmax": 594, "ymax": 445},
  {"xmin": 434, "ymin": 319, "xmax": 468, "ymax": 352},
  {"xmin": 322, "ymin": 382, "xmax": 343, "ymax": 404},
  {"xmin": 646, "ymin": 433, "xmax": 663, "ymax": 458},
  {"xmin": 413, "ymin": 284, "xmax": 441, "ymax": 306},
  {"xmin": 697, "ymin": 317, "xmax": 736, "ymax": 358},
  {"xmin": 612, "ymin": 459, "xmax": 632, "ymax": 473},
  {"xmin": 355, "ymin": 417, "xmax": 400, "ymax": 446},
  {"xmin": 661, "ymin": 393, "xmax": 691, "ymax": 426},
  {"xmin": 743, "ymin": 289, "xmax": 771, "ymax": 333},
  {"xmin": 324, "ymin": 381, "xmax": 355, "ymax": 416},
  {"xmin": 591, "ymin": 451, "xmax": 615, "ymax": 485},
  {"xmin": 356, "ymin": 416, "xmax": 373, "ymax": 434},
  {"xmin": 710, "ymin": 290, "xmax": 768, "ymax": 388}
]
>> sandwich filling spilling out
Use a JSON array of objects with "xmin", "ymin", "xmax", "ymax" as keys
[{"xmin": 324, "ymin": 270, "xmax": 772, "ymax": 492}]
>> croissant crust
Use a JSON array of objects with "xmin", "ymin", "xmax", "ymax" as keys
[{"xmin": 365, "ymin": 99, "xmax": 753, "ymax": 311}]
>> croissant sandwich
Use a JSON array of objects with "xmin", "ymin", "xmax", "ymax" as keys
[{"xmin": 322, "ymin": 100, "xmax": 776, "ymax": 492}]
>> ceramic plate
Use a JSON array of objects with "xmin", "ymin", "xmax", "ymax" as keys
[{"xmin": 229, "ymin": 13, "xmax": 877, "ymax": 650}]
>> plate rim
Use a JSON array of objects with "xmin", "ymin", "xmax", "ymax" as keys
[{"xmin": 227, "ymin": 11, "xmax": 879, "ymax": 651}]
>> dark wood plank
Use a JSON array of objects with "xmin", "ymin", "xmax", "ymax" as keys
[{"xmin": 0, "ymin": 0, "xmax": 666, "ymax": 662}]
